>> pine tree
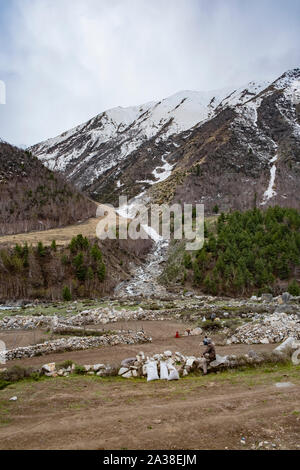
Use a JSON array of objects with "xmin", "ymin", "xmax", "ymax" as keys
[
  {"xmin": 62, "ymin": 286, "xmax": 72, "ymax": 301},
  {"xmin": 97, "ymin": 262, "xmax": 106, "ymax": 281},
  {"xmin": 37, "ymin": 241, "xmax": 46, "ymax": 257}
]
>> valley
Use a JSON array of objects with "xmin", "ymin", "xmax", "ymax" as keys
[{"xmin": 0, "ymin": 67, "xmax": 300, "ymax": 452}]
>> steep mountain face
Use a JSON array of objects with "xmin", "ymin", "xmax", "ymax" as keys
[
  {"xmin": 30, "ymin": 68, "xmax": 300, "ymax": 211},
  {"xmin": 0, "ymin": 142, "xmax": 96, "ymax": 235}
]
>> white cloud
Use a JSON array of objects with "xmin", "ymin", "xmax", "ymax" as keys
[{"xmin": 0, "ymin": 0, "xmax": 299, "ymax": 146}]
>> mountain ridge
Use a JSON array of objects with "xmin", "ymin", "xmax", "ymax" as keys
[{"xmin": 30, "ymin": 68, "xmax": 300, "ymax": 211}]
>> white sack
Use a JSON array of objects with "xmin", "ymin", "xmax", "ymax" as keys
[{"xmin": 146, "ymin": 361, "xmax": 159, "ymax": 382}]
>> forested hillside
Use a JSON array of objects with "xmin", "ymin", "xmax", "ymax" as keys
[
  {"xmin": 0, "ymin": 234, "xmax": 152, "ymax": 300},
  {"xmin": 0, "ymin": 142, "xmax": 96, "ymax": 235},
  {"xmin": 187, "ymin": 207, "xmax": 300, "ymax": 296}
]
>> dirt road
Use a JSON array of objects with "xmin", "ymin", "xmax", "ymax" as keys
[{"xmin": 0, "ymin": 365, "xmax": 299, "ymax": 450}]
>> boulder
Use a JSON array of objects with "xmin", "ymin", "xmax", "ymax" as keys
[
  {"xmin": 291, "ymin": 349, "xmax": 300, "ymax": 365},
  {"xmin": 121, "ymin": 357, "xmax": 137, "ymax": 367},
  {"xmin": 122, "ymin": 370, "xmax": 133, "ymax": 379},
  {"xmin": 93, "ymin": 364, "xmax": 105, "ymax": 372},
  {"xmin": 261, "ymin": 293, "xmax": 273, "ymax": 302},
  {"xmin": 275, "ymin": 382, "xmax": 294, "ymax": 388},
  {"xmin": 45, "ymin": 372, "xmax": 57, "ymax": 377},
  {"xmin": 190, "ymin": 327, "xmax": 202, "ymax": 336},
  {"xmin": 42, "ymin": 362, "xmax": 56, "ymax": 373},
  {"xmin": 118, "ymin": 367, "xmax": 130, "ymax": 376},
  {"xmin": 273, "ymin": 337, "xmax": 300, "ymax": 355},
  {"xmin": 248, "ymin": 349, "xmax": 260, "ymax": 360},
  {"xmin": 163, "ymin": 350, "xmax": 172, "ymax": 357},
  {"xmin": 209, "ymin": 354, "xmax": 228, "ymax": 368},
  {"xmin": 282, "ymin": 292, "xmax": 291, "ymax": 304},
  {"xmin": 185, "ymin": 356, "xmax": 196, "ymax": 367}
]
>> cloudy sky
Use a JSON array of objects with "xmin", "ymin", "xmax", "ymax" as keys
[{"xmin": 0, "ymin": 0, "xmax": 299, "ymax": 147}]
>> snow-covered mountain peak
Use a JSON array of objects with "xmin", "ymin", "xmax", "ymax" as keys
[{"xmin": 29, "ymin": 68, "xmax": 300, "ymax": 212}]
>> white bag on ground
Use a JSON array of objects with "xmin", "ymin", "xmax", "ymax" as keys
[
  {"xmin": 160, "ymin": 361, "xmax": 169, "ymax": 380},
  {"xmin": 146, "ymin": 361, "xmax": 159, "ymax": 381},
  {"xmin": 168, "ymin": 366, "xmax": 179, "ymax": 381}
]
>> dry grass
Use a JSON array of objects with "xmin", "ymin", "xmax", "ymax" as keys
[{"xmin": 0, "ymin": 204, "xmax": 130, "ymax": 248}]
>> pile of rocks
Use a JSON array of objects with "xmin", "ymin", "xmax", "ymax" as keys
[
  {"xmin": 118, "ymin": 338, "xmax": 300, "ymax": 379},
  {"xmin": 0, "ymin": 315, "xmax": 54, "ymax": 330},
  {"xmin": 228, "ymin": 312, "xmax": 300, "ymax": 344},
  {"xmin": 117, "ymin": 350, "xmax": 241, "ymax": 379},
  {"xmin": 5, "ymin": 331, "xmax": 151, "ymax": 361},
  {"xmin": 62, "ymin": 307, "xmax": 166, "ymax": 326},
  {"xmin": 41, "ymin": 362, "xmax": 113, "ymax": 378},
  {"xmin": 0, "ymin": 307, "xmax": 167, "ymax": 331}
]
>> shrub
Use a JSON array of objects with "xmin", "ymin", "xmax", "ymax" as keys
[
  {"xmin": 287, "ymin": 279, "xmax": 300, "ymax": 296},
  {"xmin": 222, "ymin": 318, "xmax": 242, "ymax": 332},
  {"xmin": 0, "ymin": 365, "xmax": 40, "ymax": 383},
  {"xmin": 74, "ymin": 364, "xmax": 86, "ymax": 375},
  {"xmin": 183, "ymin": 252, "xmax": 192, "ymax": 269},
  {"xmin": 201, "ymin": 320, "xmax": 222, "ymax": 331},
  {"xmin": 62, "ymin": 286, "xmax": 72, "ymax": 301},
  {"xmin": 0, "ymin": 379, "xmax": 10, "ymax": 390},
  {"xmin": 58, "ymin": 360, "xmax": 74, "ymax": 369}
]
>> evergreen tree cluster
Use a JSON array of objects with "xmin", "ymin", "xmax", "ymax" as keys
[
  {"xmin": 68, "ymin": 234, "xmax": 106, "ymax": 283},
  {"xmin": 0, "ymin": 234, "xmax": 106, "ymax": 300},
  {"xmin": 191, "ymin": 206, "xmax": 300, "ymax": 295}
]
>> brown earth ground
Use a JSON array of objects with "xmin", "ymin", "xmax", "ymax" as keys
[
  {"xmin": 1, "ymin": 319, "xmax": 300, "ymax": 450},
  {"xmin": 0, "ymin": 364, "xmax": 299, "ymax": 450},
  {"xmin": 3, "ymin": 320, "xmax": 276, "ymax": 369}
]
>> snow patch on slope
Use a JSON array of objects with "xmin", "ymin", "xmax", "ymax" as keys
[
  {"xmin": 31, "ymin": 80, "xmax": 272, "ymax": 180},
  {"xmin": 261, "ymin": 152, "xmax": 278, "ymax": 205}
]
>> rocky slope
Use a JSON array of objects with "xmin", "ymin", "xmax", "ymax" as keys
[
  {"xmin": 30, "ymin": 68, "xmax": 300, "ymax": 211},
  {"xmin": 0, "ymin": 141, "xmax": 96, "ymax": 235}
]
